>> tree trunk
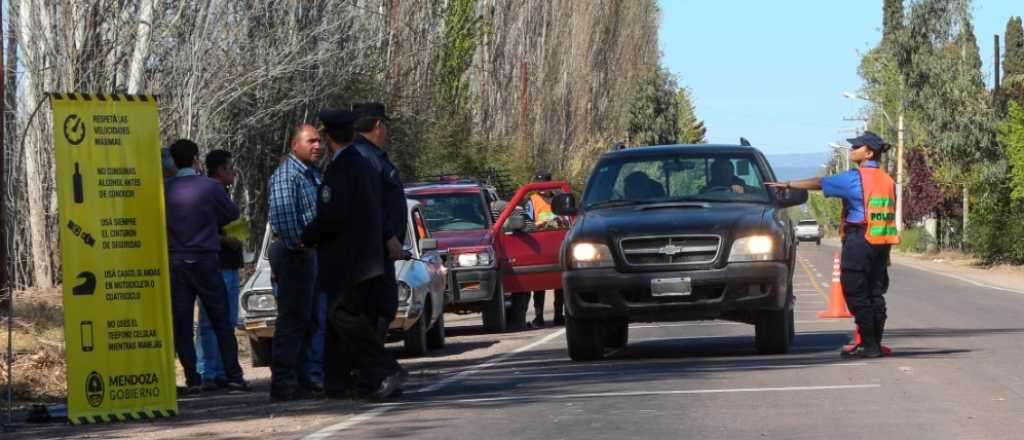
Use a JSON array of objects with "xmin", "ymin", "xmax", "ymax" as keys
[
  {"xmin": 17, "ymin": 0, "xmax": 52, "ymax": 288},
  {"xmin": 127, "ymin": 0, "xmax": 156, "ymax": 93}
]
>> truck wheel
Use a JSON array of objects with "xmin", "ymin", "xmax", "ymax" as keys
[
  {"xmin": 404, "ymin": 313, "xmax": 429, "ymax": 357},
  {"xmin": 482, "ymin": 283, "xmax": 507, "ymax": 333},
  {"xmin": 604, "ymin": 318, "xmax": 628, "ymax": 349},
  {"xmin": 427, "ymin": 309, "xmax": 446, "ymax": 349},
  {"xmin": 755, "ymin": 306, "xmax": 793, "ymax": 355},
  {"xmin": 566, "ymin": 316, "xmax": 605, "ymax": 361},
  {"xmin": 249, "ymin": 336, "xmax": 272, "ymax": 368}
]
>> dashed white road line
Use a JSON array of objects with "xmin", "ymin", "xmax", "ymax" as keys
[{"xmin": 302, "ymin": 328, "xmax": 566, "ymax": 439}]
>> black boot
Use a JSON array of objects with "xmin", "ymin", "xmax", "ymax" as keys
[{"xmin": 846, "ymin": 326, "xmax": 882, "ymax": 358}]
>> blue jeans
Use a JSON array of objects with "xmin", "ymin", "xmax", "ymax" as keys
[
  {"xmin": 272, "ymin": 282, "xmax": 326, "ymax": 387},
  {"xmin": 170, "ymin": 256, "xmax": 243, "ymax": 386},
  {"xmin": 196, "ymin": 269, "xmax": 240, "ymax": 382}
]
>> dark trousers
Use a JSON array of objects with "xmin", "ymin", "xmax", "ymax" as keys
[
  {"xmin": 170, "ymin": 255, "xmax": 243, "ymax": 386},
  {"xmin": 532, "ymin": 289, "xmax": 564, "ymax": 321},
  {"xmin": 268, "ymin": 241, "xmax": 320, "ymax": 392},
  {"xmin": 323, "ymin": 276, "xmax": 402, "ymax": 393},
  {"xmin": 374, "ymin": 261, "xmax": 399, "ymax": 322},
  {"xmin": 840, "ymin": 227, "xmax": 891, "ymax": 347}
]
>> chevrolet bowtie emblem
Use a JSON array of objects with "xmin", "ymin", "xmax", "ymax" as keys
[{"xmin": 659, "ymin": 244, "xmax": 683, "ymax": 256}]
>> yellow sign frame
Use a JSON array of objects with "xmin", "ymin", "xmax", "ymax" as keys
[{"xmin": 51, "ymin": 92, "xmax": 178, "ymax": 424}]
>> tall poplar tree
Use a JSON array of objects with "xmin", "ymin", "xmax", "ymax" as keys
[
  {"xmin": 883, "ymin": 0, "xmax": 904, "ymax": 41},
  {"xmin": 1005, "ymin": 17, "xmax": 1024, "ymax": 78},
  {"xmin": 675, "ymin": 87, "xmax": 706, "ymax": 144}
]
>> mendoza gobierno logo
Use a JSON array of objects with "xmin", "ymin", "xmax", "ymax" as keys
[{"xmin": 86, "ymin": 371, "xmax": 104, "ymax": 408}]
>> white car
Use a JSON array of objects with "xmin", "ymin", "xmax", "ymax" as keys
[
  {"xmin": 238, "ymin": 200, "xmax": 448, "ymax": 364},
  {"xmin": 794, "ymin": 219, "xmax": 822, "ymax": 245}
]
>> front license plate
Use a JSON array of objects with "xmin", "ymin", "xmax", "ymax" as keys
[{"xmin": 651, "ymin": 277, "xmax": 692, "ymax": 297}]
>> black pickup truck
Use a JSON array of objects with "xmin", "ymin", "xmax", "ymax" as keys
[{"xmin": 552, "ymin": 144, "xmax": 808, "ymax": 360}]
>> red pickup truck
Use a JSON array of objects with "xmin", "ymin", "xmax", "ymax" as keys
[{"xmin": 406, "ymin": 179, "xmax": 572, "ymax": 332}]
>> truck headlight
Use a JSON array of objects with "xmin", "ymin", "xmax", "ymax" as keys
[
  {"xmin": 245, "ymin": 291, "xmax": 277, "ymax": 312},
  {"xmin": 456, "ymin": 250, "xmax": 492, "ymax": 267},
  {"xmin": 728, "ymin": 235, "xmax": 777, "ymax": 262},
  {"xmin": 571, "ymin": 243, "xmax": 614, "ymax": 269},
  {"xmin": 398, "ymin": 282, "xmax": 412, "ymax": 302}
]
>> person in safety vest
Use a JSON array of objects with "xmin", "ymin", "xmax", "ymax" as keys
[{"xmin": 766, "ymin": 131, "xmax": 899, "ymax": 358}]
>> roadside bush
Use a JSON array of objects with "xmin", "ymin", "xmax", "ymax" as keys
[{"xmin": 897, "ymin": 228, "xmax": 932, "ymax": 254}]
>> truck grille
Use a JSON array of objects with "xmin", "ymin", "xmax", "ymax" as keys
[{"xmin": 618, "ymin": 235, "xmax": 721, "ymax": 266}]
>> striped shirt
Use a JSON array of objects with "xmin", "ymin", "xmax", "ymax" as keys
[{"xmin": 268, "ymin": 154, "xmax": 321, "ymax": 249}]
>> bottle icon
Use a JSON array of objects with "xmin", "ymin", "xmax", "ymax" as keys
[
  {"xmin": 73, "ymin": 162, "xmax": 84, "ymax": 204},
  {"xmin": 81, "ymin": 321, "xmax": 94, "ymax": 352}
]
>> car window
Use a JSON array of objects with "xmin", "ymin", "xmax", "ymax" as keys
[
  {"xmin": 798, "ymin": 220, "xmax": 818, "ymax": 226},
  {"xmin": 409, "ymin": 193, "xmax": 490, "ymax": 232},
  {"xmin": 584, "ymin": 153, "xmax": 769, "ymax": 207}
]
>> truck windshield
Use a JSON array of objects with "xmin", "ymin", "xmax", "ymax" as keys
[
  {"xmin": 582, "ymin": 153, "xmax": 770, "ymax": 208},
  {"xmin": 408, "ymin": 193, "xmax": 490, "ymax": 232}
]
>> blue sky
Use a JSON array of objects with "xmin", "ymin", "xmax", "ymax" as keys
[{"xmin": 658, "ymin": 0, "xmax": 1021, "ymax": 155}]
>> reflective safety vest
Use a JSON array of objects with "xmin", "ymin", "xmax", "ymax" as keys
[
  {"xmin": 843, "ymin": 167, "xmax": 901, "ymax": 245},
  {"xmin": 530, "ymin": 193, "xmax": 556, "ymax": 226}
]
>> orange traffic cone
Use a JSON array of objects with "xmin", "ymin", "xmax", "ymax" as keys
[
  {"xmin": 841, "ymin": 326, "xmax": 892, "ymax": 356},
  {"xmin": 817, "ymin": 252, "xmax": 853, "ymax": 319}
]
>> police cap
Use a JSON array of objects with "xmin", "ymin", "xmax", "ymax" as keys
[
  {"xmin": 318, "ymin": 108, "xmax": 357, "ymax": 130},
  {"xmin": 352, "ymin": 102, "xmax": 391, "ymax": 122},
  {"xmin": 846, "ymin": 131, "xmax": 890, "ymax": 153}
]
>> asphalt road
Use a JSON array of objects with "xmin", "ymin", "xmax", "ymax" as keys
[
  {"xmin": 15, "ymin": 242, "xmax": 1024, "ymax": 439},
  {"xmin": 301, "ymin": 243, "xmax": 1024, "ymax": 440}
]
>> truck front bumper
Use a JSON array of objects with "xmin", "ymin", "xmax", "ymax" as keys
[{"xmin": 564, "ymin": 261, "xmax": 789, "ymax": 322}]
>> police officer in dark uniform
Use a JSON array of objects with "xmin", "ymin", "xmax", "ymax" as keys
[
  {"xmin": 351, "ymin": 103, "xmax": 407, "ymax": 336},
  {"xmin": 301, "ymin": 108, "xmax": 407, "ymax": 400},
  {"xmin": 767, "ymin": 131, "xmax": 900, "ymax": 358}
]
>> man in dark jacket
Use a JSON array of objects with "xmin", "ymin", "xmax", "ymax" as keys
[
  {"xmin": 166, "ymin": 139, "xmax": 249, "ymax": 394},
  {"xmin": 351, "ymin": 102, "xmax": 406, "ymax": 332},
  {"xmin": 302, "ymin": 109, "xmax": 406, "ymax": 401}
]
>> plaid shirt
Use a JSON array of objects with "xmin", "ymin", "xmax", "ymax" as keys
[{"xmin": 268, "ymin": 154, "xmax": 321, "ymax": 249}]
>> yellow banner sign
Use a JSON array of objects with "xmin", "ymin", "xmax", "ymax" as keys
[{"xmin": 51, "ymin": 93, "xmax": 178, "ymax": 424}]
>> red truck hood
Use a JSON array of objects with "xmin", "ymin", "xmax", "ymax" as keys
[{"xmin": 431, "ymin": 229, "xmax": 492, "ymax": 250}]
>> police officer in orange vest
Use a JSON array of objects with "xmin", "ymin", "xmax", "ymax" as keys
[{"xmin": 767, "ymin": 131, "xmax": 900, "ymax": 358}]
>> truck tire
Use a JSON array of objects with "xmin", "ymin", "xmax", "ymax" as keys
[
  {"xmin": 482, "ymin": 283, "xmax": 507, "ymax": 333},
  {"xmin": 755, "ymin": 306, "xmax": 793, "ymax": 354},
  {"xmin": 567, "ymin": 316, "xmax": 605, "ymax": 361},
  {"xmin": 249, "ymin": 336, "xmax": 272, "ymax": 368},
  {"xmin": 404, "ymin": 313, "xmax": 429, "ymax": 357},
  {"xmin": 427, "ymin": 309, "xmax": 446, "ymax": 349},
  {"xmin": 604, "ymin": 318, "xmax": 628, "ymax": 349}
]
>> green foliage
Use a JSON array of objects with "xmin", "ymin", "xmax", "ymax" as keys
[
  {"xmin": 998, "ymin": 102, "xmax": 1024, "ymax": 201},
  {"xmin": 437, "ymin": 0, "xmax": 481, "ymax": 113},
  {"xmin": 897, "ymin": 228, "xmax": 933, "ymax": 253},
  {"xmin": 966, "ymin": 160, "xmax": 1024, "ymax": 264},
  {"xmin": 883, "ymin": 0, "xmax": 904, "ymax": 40},
  {"xmin": 804, "ymin": 192, "xmax": 842, "ymax": 236},
  {"xmin": 675, "ymin": 87, "xmax": 706, "ymax": 144},
  {"xmin": 629, "ymin": 67, "xmax": 681, "ymax": 146},
  {"xmin": 1006, "ymin": 17, "xmax": 1024, "ymax": 78}
]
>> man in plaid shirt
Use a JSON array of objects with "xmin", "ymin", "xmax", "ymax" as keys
[{"xmin": 267, "ymin": 124, "xmax": 324, "ymax": 401}]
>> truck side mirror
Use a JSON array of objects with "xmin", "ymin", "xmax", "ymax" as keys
[
  {"xmin": 552, "ymin": 193, "xmax": 578, "ymax": 216},
  {"xmin": 775, "ymin": 188, "xmax": 809, "ymax": 208},
  {"xmin": 504, "ymin": 215, "xmax": 527, "ymax": 233},
  {"xmin": 419, "ymin": 238, "xmax": 438, "ymax": 252}
]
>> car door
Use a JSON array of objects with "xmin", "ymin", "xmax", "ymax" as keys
[{"xmin": 491, "ymin": 181, "xmax": 574, "ymax": 293}]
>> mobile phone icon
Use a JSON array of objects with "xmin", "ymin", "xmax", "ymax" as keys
[{"xmin": 81, "ymin": 321, "xmax": 94, "ymax": 352}]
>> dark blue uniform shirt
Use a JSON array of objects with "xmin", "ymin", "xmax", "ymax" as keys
[
  {"xmin": 353, "ymin": 135, "xmax": 407, "ymax": 243},
  {"xmin": 821, "ymin": 160, "xmax": 880, "ymax": 224}
]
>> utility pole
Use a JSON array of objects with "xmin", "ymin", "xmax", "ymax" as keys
[
  {"xmin": 896, "ymin": 113, "xmax": 904, "ymax": 233},
  {"xmin": 994, "ymin": 34, "xmax": 1001, "ymax": 91}
]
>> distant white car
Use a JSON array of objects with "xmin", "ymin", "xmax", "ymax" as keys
[
  {"xmin": 238, "ymin": 200, "xmax": 448, "ymax": 365},
  {"xmin": 794, "ymin": 219, "xmax": 822, "ymax": 245}
]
